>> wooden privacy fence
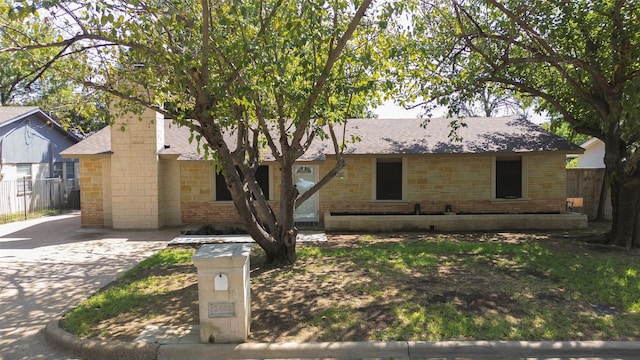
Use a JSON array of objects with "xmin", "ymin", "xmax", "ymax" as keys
[
  {"xmin": 566, "ymin": 168, "xmax": 612, "ymax": 220},
  {"xmin": 0, "ymin": 178, "xmax": 80, "ymax": 223}
]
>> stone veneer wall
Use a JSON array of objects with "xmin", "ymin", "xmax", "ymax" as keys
[
  {"xmin": 317, "ymin": 153, "xmax": 568, "ymax": 223},
  {"xmin": 178, "ymin": 153, "xmax": 569, "ymax": 227},
  {"xmin": 180, "ymin": 161, "xmax": 232, "ymax": 225},
  {"xmin": 78, "ymin": 157, "xmax": 110, "ymax": 227},
  {"xmin": 179, "ymin": 160, "xmax": 282, "ymax": 226},
  {"xmin": 109, "ymin": 109, "xmax": 164, "ymax": 229},
  {"xmin": 160, "ymin": 157, "xmax": 183, "ymax": 226}
]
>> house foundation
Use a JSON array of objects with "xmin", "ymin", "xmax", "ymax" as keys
[{"xmin": 323, "ymin": 211, "xmax": 588, "ymax": 232}]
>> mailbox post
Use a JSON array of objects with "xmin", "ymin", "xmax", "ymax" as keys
[{"xmin": 191, "ymin": 243, "xmax": 253, "ymax": 343}]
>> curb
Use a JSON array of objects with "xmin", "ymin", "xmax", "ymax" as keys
[
  {"xmin": 408, "ymin": 340, "xmax": 640, "ymax": 358},
  {"xmin": 44, "ymin": 319, "xmax": 159, "ymax": 360},
  {"xmin": 159, "ymin": 341, "xmax": 409, "ymax": 359},
  {"xmin": 45, "ymin": 318, "xmax": 640, "ymax": 360},
  {"xmin": 158, "ymin": 340, "xmax": 640, "ymax": 359}
]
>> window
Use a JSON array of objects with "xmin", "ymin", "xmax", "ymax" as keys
[
  {"xmin": 54, "ymin": 162, "xmax": 77, "ymax": 188},
  {"xmin": 16, "ymin": 163, "xmax": 33, "ymax": 194},
  {"xmin": 53, "ymin": 162, "xmax": 76, "ymax": 180},
  {"xmin": 376, "ymin": 158, "xmax": 403, "ymax": 200},
  {"xmin": 53, "ymin": 163, "xmax": 63, "ymax": 179},
  {"xmin": 65, "ymin": 162, "xmax": 76, "ymax": 180},
  {"xmin": 215, "ymin": 165, "xmax": 270, "ymax": 201},
  {"xmin": 215, "ymin": 171, "xmax": 233, "ymax": 201},
  {"xmin": 254, "ymin": 165, "xmax": 270, "ymax": 200},
  {"xmin": 495, "ymin": 157, "xmax": 522, "ymax": 199}
]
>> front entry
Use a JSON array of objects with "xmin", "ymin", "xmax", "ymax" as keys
[{"xmin": 293, "ymin": 164, "xmax": 319, "ymax": 223}]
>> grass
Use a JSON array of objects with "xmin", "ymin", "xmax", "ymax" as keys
[
  {"xmin": 0, "ymin": 209, "xmax": 61, "ymax": 224},
  {"xmin": 292, "ymin": 238, "xmax": 640, "ymax": 341},
  {"xmin": 62, "ymin": 248, "xmax": 196, "ymax": 338},
  {"xmin": 62, "ymin": 228, "xmax": 640, "ymax": 342}
]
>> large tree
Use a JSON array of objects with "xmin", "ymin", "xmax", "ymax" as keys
[
  {"xmin": 0, "ymin": 0, "xmax": 109, "ymax": 135},
  {"xmin": 3, "ymin": 0, "xmax": 393, "ymax": 264},
  {"xmin": 401, "ymin": 0, "xmax": 640, "ymax": 248},
  {"xmin": 0, "ymin": 0, "xmax": 52, "ymax": 105}
]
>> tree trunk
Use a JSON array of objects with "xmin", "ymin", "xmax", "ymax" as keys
[
  {"xmin": 234, "ymin": 158, "xmax": 299, "ymax": 267},
  {"xmin": 634, "ymin": 200, "xmax": 640, "ymax": 249},
  {"xmin": 608, "ymin": 179, "xmax": 640, "ymax": 249},
  {"xmin": 198, "ymin": 119, "xmax": 298, "ymax": 266},
  {"xmin": 268, "ymin": 158, "xmax": 299, "ymax": 266},
  {"xmin": 605, "ymin": 135, "xmax": 640, "ymax": 249},
  {"xmin": 263, "ymin": 228, "xmax": 297, "ymax": 265},
  {"xmin": 234, "ymin": 192, "xmax": 297, "ymax": 266},
  {"xmin": 596, "ymin": 168, "xmax": 609, "ymax": 221}
]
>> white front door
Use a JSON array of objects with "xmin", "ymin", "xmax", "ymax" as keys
[{"xmin": 293, "ymin": 164, "xmax": 319, "ymax": 222}]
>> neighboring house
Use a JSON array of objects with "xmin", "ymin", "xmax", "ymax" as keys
[
  {"xmin": 0, "ymin": 106, "xmax": 81, "ymax": 216},
  {"xmin": 576, "ymin": 137, "xmax": 605, "ymax": 168},
  {"xmin": 566, "ymin": 137, "xmax": 612, "ymax": 219},
  {"xmin": 62, "ymin": 108, "xmax": 586, "ymax": 231}
]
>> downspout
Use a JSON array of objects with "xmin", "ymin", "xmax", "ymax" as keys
[
  {"xmin": 48, "ymin": 142, "xmax": 56, "ymax": 210},
  {"xmin": 49, "ymin": 142, "xmax": 55, "ymax": 178}
]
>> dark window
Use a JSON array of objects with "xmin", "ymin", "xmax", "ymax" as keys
[
  {"xmin": 215, "ymin": 165, "xmax": 270, "ymax": 201},
  {"xmin": 255, "ymin": 165, "xmax": 270, "ymax": 200},
  {"xmin": 376, "ymin": 158, "xmax": 402, "ymax": 200},
  {"xmin": 215, "ymin": 171, "xmax": 232, "ymax": 201},
  {"xmin": 495, "ymin": 158, "xmax": 522, "ymax": 198}
]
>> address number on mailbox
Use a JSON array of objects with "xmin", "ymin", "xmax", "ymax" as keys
[{"xmin": 208, "ymin": 302, "xmax": 236, "ymax": 318}]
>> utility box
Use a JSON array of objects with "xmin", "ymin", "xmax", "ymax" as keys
[{"xmin": 192, "ymin": 243, "xmax": 253, "ymax": 343}]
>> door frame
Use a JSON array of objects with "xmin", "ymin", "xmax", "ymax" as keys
[{"xmin": 293, "ymin": 164, "xmax": 319, "ymax": 222}]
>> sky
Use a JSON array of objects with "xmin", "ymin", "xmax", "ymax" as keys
[
  {"xmin": 373, "ymin": 100, "xmax": 425, "ymax": 119},
  {"xmin": 373, "ymin": 99, "xmax": 548, "ymax": 124}
]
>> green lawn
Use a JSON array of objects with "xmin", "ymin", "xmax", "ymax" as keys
[{"xmin": 62, "ymin": 230, "xmax": 640, "ymax": 342}]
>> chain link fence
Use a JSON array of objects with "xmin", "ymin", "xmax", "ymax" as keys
[{"xmin": 0, "ymin": 177, "xmax": 80, "ymax": 223}]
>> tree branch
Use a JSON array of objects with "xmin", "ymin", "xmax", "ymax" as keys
[
  {"xmin": 295, "ymin": 121, "xmax": 346, "ymax": 207},
  {"xmin": 481, "ymin": 75, "xmax": 603, "ymax": 139},
  {"xmin": 292, "ymin": 0, "xmax": 373, "ymax": 146}
]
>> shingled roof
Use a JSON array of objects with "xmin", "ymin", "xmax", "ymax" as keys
[
  {"xmin": 61, "ymin": 116, "xmax": 583, "ymax": 160},
  {"xmin": 0, "ymin": 106, "xmax": 40, "ymax": 124},
  {"xmin": 338, "ymin": 117, "xmax": 582, "ymax": 154},
  {"xmin": 0, "ymin": 106, "xmax": 82, "ymax": 142}
]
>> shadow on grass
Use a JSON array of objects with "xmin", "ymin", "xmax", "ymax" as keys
[{"xmin": 249, "ymin": 231, "xmax": 640, "ymax": 342}]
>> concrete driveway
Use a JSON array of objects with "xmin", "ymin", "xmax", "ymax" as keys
[{"xmin": 0, "ymin": 212, "xmax": 178, "ymax": 360}]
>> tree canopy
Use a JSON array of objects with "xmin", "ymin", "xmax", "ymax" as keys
[
  {"xmin": 0, "ymin": 0, "xmax": 110, "ymax": 135},
  {"xmin": 8, "ymin": 0, "xmax": 637, "ymax": 253},
  {"xmin": 401, "ymin": 0, "xmax": 640, "ymax": 248},
  {"xmin": 2, "ymin": 0, "xmax": 398, "ymax": 264}
]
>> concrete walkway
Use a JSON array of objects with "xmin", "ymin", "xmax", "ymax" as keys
[{"xmin": 0, "ymin": 213, "xmax": 175, "ymax": 360}]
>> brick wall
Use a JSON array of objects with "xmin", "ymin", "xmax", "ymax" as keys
[
  {"xmin": 180, "ymin": 161, "xmax": 232, "ymax": 225},
  {"xmin": 181, "ymin": 201, "xmax": 242, "ymax": 225},
  {"xmin": 161, "ymin": 157, "xmax": 182, "ymax": 226},
  {"xmin": 180, "ymin": 161, "xmax": 212, "ymax": 202},
  {"xmin": 178, "ymin": 153, "xmax": 568, "ymax": 226},
  {"xmin": 110, "ymin": 109, "xmax": 163, "ymax": 229},
  {"xmin": 317, "ymin": 153, "xmax": 567, "ymax": 221},
  {"xmin": 78, "ymin": 157, "xmax": 106, "ymax": 227}
]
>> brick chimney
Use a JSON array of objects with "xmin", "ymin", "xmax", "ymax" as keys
[{"xmin": 109, "ymin": 107, "xmax": 165, "ymax": 229}]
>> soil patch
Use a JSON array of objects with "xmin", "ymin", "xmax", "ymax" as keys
[{"xmin": 85, "ymin": 221, "xmax": 640, "ymax": 342}]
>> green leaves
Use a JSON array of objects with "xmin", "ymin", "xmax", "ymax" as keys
[{"xmin": 402, "ymin": 0, "xmax": 640, "ymax": 132}]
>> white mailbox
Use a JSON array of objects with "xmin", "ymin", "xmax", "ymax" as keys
[
  {"xmin": 192, "ymin": 243, "xmax": 253, "ymax": 343},
  {"xmin": 215, "ymin": 273, "xmax": 228, "ymax": 291}
]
